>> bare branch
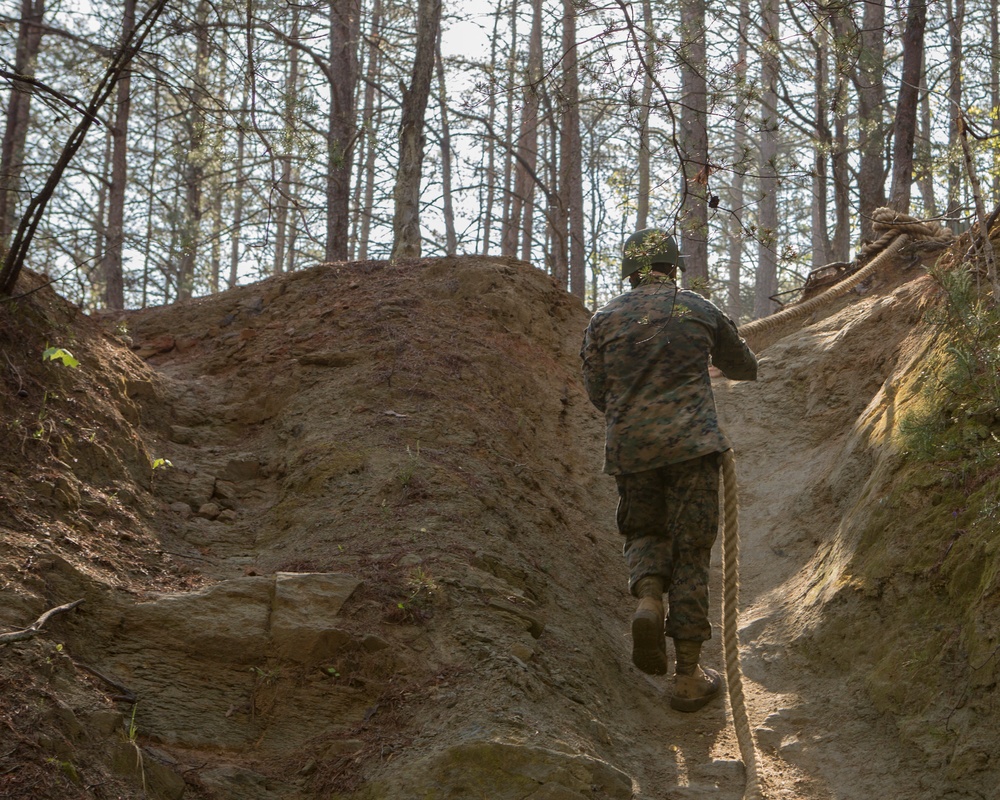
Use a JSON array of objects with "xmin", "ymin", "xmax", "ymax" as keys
[{"xmin": 0, "ymin": 599, "xmax": 85, "ymax": 645}]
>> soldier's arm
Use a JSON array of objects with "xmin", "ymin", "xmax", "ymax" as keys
[
  {"xmin": 711, "ymin": 314, "xmax": 758, "ymax": 381},
  {"xmin": 580, "ymin": 321, "xmax": 608, "ymax": 412}
]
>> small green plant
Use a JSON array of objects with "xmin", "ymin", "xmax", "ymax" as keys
[
  {"xmin": 46, "ymin": 758, "xmax": 81, "ymax": 785},
  {"xmin": 151, "ymin": 457, "xmax": 173, "ymax": 470},
  {"xmin": 397, "ymin": 442, "xmax": 421, "ymax": 488},
  {"xmin": 124, "ymin": 704, "xmax": 146, "ymax": 793},
  {"xmin": 249, "ymin": 665, "xmax": 277, "ymax": 681},
  {"xmin": 901, "ymin": 264, "xmax": 1000, "ymax": 479},
  {"xmin": 395, "ymin": 566, "xmax": 439, "ymax": 616},
  {"xmin": 42, "ymin": 347, "xmax": 79, "ymax": 368}
]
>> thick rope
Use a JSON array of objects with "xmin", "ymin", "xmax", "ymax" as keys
[
  {"xmin": 739, "ymin": 209, "xmax": 953, "ymax": 343},
  {"xmin": 721, "ymin": 449, "xmax": 764, "ymax": 800}
]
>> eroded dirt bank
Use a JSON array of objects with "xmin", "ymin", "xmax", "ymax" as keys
[{"xmin": 1, "ymin": 255, "xmax": 997, "ymax": 799}]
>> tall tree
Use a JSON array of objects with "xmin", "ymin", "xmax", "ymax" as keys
[
  {"xmin": 504, "ymin": 0, "xmax": 543, "ymax": 261},
  {"xmin": 946, "ymin": 0, "xmax": 966, "ymax": 228},
  {"xmin": 391, "ymin": 0, "xmax": 442, "ymax": 258},
  {"xmin": 811, "ymin": 20, "xmax": 833, "ymax": 268},
  {"xmin": 0, "ymin": 0, "xmax": 45, "ymax": 249},
  {"xmin": 636, "ymin": 0, "xmax": 655, "ymax": 230},
  {"xmin": 679, "ymin": 0, "xmax": 709, "ymax": 292},
  {"xmin": 436, "ymin": 33, "xmax": 457, "ymax": 256},
  {"xmin": 725, "ymin": 0, "xmax": 750, "ymax": 318},
  {"xmin": 327, "ymin": 0, "xmax": 360, "ymax": 262},
  {"xmin": 889, "ymin": 0, "xmax": 928, "ymax": 211},
  {"xmin": 559, "ymin": 0, "xmax": 585, "ymax": 297},
  {"xmin": 754, "ymin": 0, "xmax": 780, "ymax": 318},
  {"xmin": 102, "ymin": 0, "xmax": 136, "ymax": 309},
  {"xmin": 855, "ymin": 0, "xmax": 887, "ymax": 240},
  {"xmin": 177, "ymin": 0, "xmax": 211, "ymax": 301}
]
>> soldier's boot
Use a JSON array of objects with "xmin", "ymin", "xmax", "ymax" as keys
[
  {"xmin": 670, "ymin": 639, "xmax": 722, "ymax": 712},
  {"xmin": 631, "ymin": 576, "xmax": 668, "ymax": 675}
]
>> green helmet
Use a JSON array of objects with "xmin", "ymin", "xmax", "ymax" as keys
[{"xmin": 621, "ymin": 228, "xmax": 681, "ymax": 278}]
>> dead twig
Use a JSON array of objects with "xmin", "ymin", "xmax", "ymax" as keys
[{"xmin": 0, "ymin": 599, "xmax": 84, "ymax": 645}]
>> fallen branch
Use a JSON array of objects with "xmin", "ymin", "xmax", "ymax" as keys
[{"xmin": 0, "ymin": 599, "xmax": 84, "ymax": 645}]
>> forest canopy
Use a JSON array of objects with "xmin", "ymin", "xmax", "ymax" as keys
[{"xmin": 0, "ymin": 0, "xmax": 994, "ymax": 318}]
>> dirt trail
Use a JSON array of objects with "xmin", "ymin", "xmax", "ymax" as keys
[{"xmin": 0, "ymin": 255, "xmax": 991, "ymax": 799}]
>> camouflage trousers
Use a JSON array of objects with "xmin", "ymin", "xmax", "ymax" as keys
[{"xmin": 615, "ymin": 452, "xmax": 721, "ymax": 642}]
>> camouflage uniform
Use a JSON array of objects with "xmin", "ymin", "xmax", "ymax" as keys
[{"xmin": 581, "ymin": 275, "xmax": 757, "ymax": 641}]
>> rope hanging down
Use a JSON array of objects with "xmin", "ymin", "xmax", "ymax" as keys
[
  {"xmin": 738, "ymin": 209, "xmax": 954, "ymax": 343},
  {"xmin": 720, "ymin": 450, "xmax": 763, "ymax": 800}
]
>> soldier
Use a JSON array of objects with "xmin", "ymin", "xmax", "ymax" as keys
[{"xmin": 581, "ymin": 228, "xmax": 758, "ymax": 711}]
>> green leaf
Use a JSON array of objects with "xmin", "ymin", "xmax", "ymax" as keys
[
  {"xmin": 42, "ymin": 347, "xmax": 79, "ymax": 368},
  {"xmin": 151, "ymin": 458, "xmax": 173, "ymax": 470}
]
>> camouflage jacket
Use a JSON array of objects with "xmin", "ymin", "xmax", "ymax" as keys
[{"xmin": 581, "ymin": 276, "xmax": 757, "ymax": 475}]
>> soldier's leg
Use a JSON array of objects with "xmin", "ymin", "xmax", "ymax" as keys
[
  {"xmin": 662, "ymin": 452, "xmax": 720, "ymax": 642},
  {"xmin": 662, "ymin": 453, "xmax": 724, "ymax": 710},
  {"xmin": 616, "ymin": 468, "xmax": 672, "ymax": 675}
]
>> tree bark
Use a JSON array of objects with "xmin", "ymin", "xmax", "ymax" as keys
[
  {"xmin": 177, "ymin": 0, "xmax": 210, "ymax": 301},
  {"xmin": 102, "ymin": 0, "xmax": 135, "ymax": 310},
  {"xmin": 811, "ymin": 21, "xmax": 832, "ymax": 268},
  {"xmin": 946, "ymin": 0, "xmax": 965, "ymax": 229},
  {"xmin": 0, "ymin": 0, "xmax": 45, "ymax": 250},
  {"xmin": 856, "ymin": 0, "xmax": 886, "ymax": 240},
  {"xmin": 274, "ymin": 5, "xmax": 300, "ymax": 275},
  {"xmin": 917, "ymin": 60, "xmax": 936, "ymax": 217},
  {"xmin": 482, "ymin": 0, "xmax": 505, "ymax": 254},
  {"xmin": 726, "ymin": 0, "xmax": 750, "ymax": 319},
  {"xmin": 229, "ymin": 81, "xmax": 248, "ymax": 289},
  {"xmin": 327, "ymin": 0, "xmax": 360, "ymax": 262},
  {"xmin": 889, "ymin": 0, "xmax": 927, "ymax": 212},
  {"xmin": 636, "ymin": 0, "xmax": 654, "ymax": 230},
  {"xmin": 754, "ymin": 0, "xmax": 779, "ymax": 318},
  {"xmin": 679, "ymin": 0, "xmax": 709, "ymax": 293},
  {"xmin": 436, "ymin": 34, "xmax": 457, "ymax": 256},
  {"xmin": 356, "ymin": 0, "xmax": 382, "ymax": 261},
  {"xmin": 831, "ymin": 9, "xmax": 852, "ymax": 261},
  {"xmin": 499, "ymin": 0, "xmax": 518, "ymax": 258},
  {"xmin": 391, "ymin": 0, "xmax": 442, "ymax": 259},
  {"xmin": 504, "ymin": 0, "xmax": 541, "ymax": 260},
  {"xmin": 561, "ymin": 0, "xmax": 585, "ymax": 297}
]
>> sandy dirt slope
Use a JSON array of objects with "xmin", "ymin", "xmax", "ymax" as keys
[{"xmin": 0, "ymin": 255, "xmax": 992, "ymax": 799}]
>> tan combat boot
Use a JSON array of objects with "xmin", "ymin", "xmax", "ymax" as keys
[
  {"xmin": 631, "ymin": 576, "xmax": 667, "ymax": 675},
  {"xmin": 670, "ymin": 639, "xmax": 722, "ymax": 712}
]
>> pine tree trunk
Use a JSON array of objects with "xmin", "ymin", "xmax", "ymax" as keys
[
  {"xmin": 0, "ymin": 0, "xmax": 45, "ymax": 249},
  {"xmin": 274, "ymin": 6, "xmax": 300, "ymax": 275},
  {"xmin": 436, "ymin": 35, "xmax": 457, "ymax": 256},
  {"xmin": 504, "ymin": 0, "xmax": 541, "ymax": 260},
  {"xmin": 177, "ymin": 0, "xmax": 210, "ymax": 301},
  {"xmin": 947, "ymin": 0, "xmax": 965, "ymax": 229},
  {"xmin": 726, "ymin": 0, "xmax": 750, "ymax": 319},
  {"xmin": 811, "ymin": 22, "xmax": 832, "ymax": 268},
  {"xmin": 229, "ymin": 85, "xmax": 248, "ymax": 290},
  {"xmin": 391, "ymin": 0, "xmax": 442, "ymax": 259},
  {"xmin": 482, "ymin": 0, "xmax": 504, "ymax": 254},
  {"xmin": 831, "ymin": 9, "xmax": 852, "ymax": 261},
  {"xmin": 103, "ymin": 0, "xmax": 135, "ymax": 310},
  {"xmin": 679, "ymin": 0, "xmax": 709, "ymax": 293},
  {"xmin": 561, "ymin": 0, "xmax": 585, "ymax": 297},
  {"xmin": 856, "ymin": 0, "xmax": 886, "ymax": 240},
  {"xmin": 754, "ymin": 0, "xmax": 779, "ymax": 318},
  {"xmin": 636, "ymin": 0, "xmax": 654, "ymax": 230},
  {"xmin": 917, "ymin": 61, "xmax": 936, "ymax": 217},
  {"xmin": 889, "ymin": 0, "xmax": 927, "ymax": 212},
  {"xmin": 327, "ymin": 0, "xmax": 360, "ymax": 262},
  {"xmin": 356, "ymin": 0, "xmax": 382, "ymax": 261}
]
